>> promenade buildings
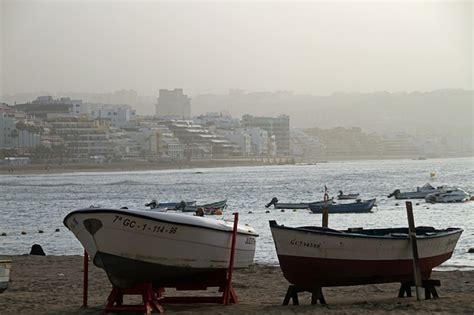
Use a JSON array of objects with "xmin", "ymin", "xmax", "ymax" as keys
[
  {"xmin": 241, "ymin": 114, "xmax": 290, "ymax": 155},
  {"xmin": 156, "ymin": 89, "xmax": 191, "ymax": 119}
]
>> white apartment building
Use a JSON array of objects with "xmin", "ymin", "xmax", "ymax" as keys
[
  {"xmin": 218, "ymin": 129, "xmax": 252, "ymax": 156},
  {"xmin": 245, "ymin": 127, "xmax": 274, "ymax": 156},
  {"xmin": 1, "ymin": 105, "xmax": 41, "ymax": 149},
  {"xmin": 85, "ymin": 104, "xmax": 136, "ymax": 128},
  {"xmin": 194, "ymin": 112, "xmax": 240, "ymax": 129}
]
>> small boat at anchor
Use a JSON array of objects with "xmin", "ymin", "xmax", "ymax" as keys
[
  {"xmin": 337, "ymin": 191, "xmax": 360, "ymax": 200},
  {"xmin": 178, "ymin": 199, "xmax": 228, "ymax": 213},
  {"xmin": 0, "ymin": 259, "xmax": 11, "ymax": 293},
  {"xmin": 145, "ymin": 200, "xmax": 196, "ymax": 210},
  {"xmin": 265, "ymin": 197, "xmax": 328, "ymax": 210},
  {"xmin": 309, "ymin": 198, "xmax": 376, "ymax": 214},
  {"xmin": 64, "ymin": 208, "xmax": 257, "ymax": 288},
  {"xmin": 269, "ymin": 221, "xmax": 462, "ymax": 287}
]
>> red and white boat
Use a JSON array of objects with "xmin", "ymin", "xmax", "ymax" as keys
[
  {"xmin": 64, "ymin": 208, "xmax": 258, "ymax": 288},
  {"xmin": 269, "ymin": 220, "xmax": 462, "ymax": 287}
]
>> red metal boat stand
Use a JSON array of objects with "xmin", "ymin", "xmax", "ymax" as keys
[
  {"xmin": 97, "ymin": 213, "xmax": 240, "ymax": 314},
  {"xmin": 104, "ymin": 283, "xmax": 164, "ymax": 314}
]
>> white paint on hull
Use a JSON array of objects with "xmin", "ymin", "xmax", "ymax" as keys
[
  {"xmin": 271, "ymin": 227, "xmax": 462, "ymax": 261},
  {"xmin": 65, "ymin": 209, "xmax": 257, "ymax": 270}
]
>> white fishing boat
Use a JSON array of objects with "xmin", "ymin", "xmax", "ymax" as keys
[
  {"xmin": 64, "ymin": 208, "xmax": 258, "ymax": 288},
  {"xmin": 425, "ymin": 187, "xmax": 470, "ymax": 203},
  {"xmin": 269, "ymin": 221, "xmax": 462, "ymax": 287},
  {"xmin": 388, "ymin": 183, "xmax": 442, "ymax": 199},
  {"xmin": 0, "ymin": 259, "xmax": 11, "ymax": 293}
]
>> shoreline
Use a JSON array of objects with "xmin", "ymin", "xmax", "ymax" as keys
[
  {"xmin": 1, "ymin": 156, "xmax": 472, "ymax": 176},
  {"xmin": 0, "ymin": 159, "xmax": 273, "ymax": 175},
  {"xmin": 1, "ymin": 255, "xmax": 473, "ymax": 314}
]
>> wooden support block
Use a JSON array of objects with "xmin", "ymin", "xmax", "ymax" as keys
[
  {"xmin": 398, "ymin": 279, "xmax": 440, "ymax": 300},
  {"xmin": 398, "ymin": 282, "xmax": 412, "ymax": 298},
  {"xmin": 311, "ymin": 287, "xmax": 326, "ymax": 305},
  {"xmin": 282, "ymin": 286, "xmax": 292, "ymax": 305},
  {"xmin": 283, "ymin": 285, "xmax": 326, "ymax": 305}
]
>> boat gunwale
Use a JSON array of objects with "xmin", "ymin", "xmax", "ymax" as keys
[
  {"xmin": 269, "ymin": 221, "xmax": 463, "ymax": 240},
  {"xmin": 309, "ymin": 198, "xmax": 376, "ymax": 208},
  {"xmin": 64, "ymin": 208, "xmax": 259, "ymax": 237}
]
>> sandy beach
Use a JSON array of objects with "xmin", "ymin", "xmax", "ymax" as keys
[{"xmin": 1, "ymin": 255, "xmax": 473, "ymax": 314}]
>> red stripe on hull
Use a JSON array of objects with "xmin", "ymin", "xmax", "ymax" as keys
[{"xmin": 277, "ymin": 252, "xmax": 453, "ymax": 287}]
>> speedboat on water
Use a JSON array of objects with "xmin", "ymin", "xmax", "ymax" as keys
[
  {"xmin": 269, "ymin": 221, "xmax": 462, "ymax": 287},
  {"xmin": 425, "ymin": 187, "xmax": 470, "ymax": 203},
  {"xmin": 64, "ymin": 208, "xmax": 258, "ymax": 288},
  {"xmin": 387, "ymin": 183, "xmax": 442, "ymax": 199}
]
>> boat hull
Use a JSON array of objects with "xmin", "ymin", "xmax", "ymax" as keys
[
  {"xmin": 309, "ymin": 199, "xmax": 375, "ymax": 213},
  {"xmin": 395, "ymin": 192, "xmax": 435, "ymax": 199},
  {"xmin": 270, "ymin": 222, "xmax": 462, "ymax": 287},
  {"xmin": 0, "ymin": 260, "xmax": 11, "ymax": 293},
  {"xmin": 425, "ymin": 191, "xmax": 470, "ymax": 203},
  {"xmin": 271, "ymin": 200, "xmax": 327, "ymax": 209},
  {"xmin": 64, "ymin": 209, "xmax": 257, "ymax": 288},
  {"xmin": 276, "ymin": 253, "xmax": 452, "ymax": 287},
  {"xmin": 95, "ymin": 252, "xmax": 231, "ymax": 288},
  {"xmin": 337, "ymin": 194, "xmax": 359, "ymax": 200},
  {"xmin": 274, "ymin": 203, "xmax": 314, "ymax": 209},
  {"xmin": 180, "ymin": 200, "xmax": 227, "ymax": 212}
]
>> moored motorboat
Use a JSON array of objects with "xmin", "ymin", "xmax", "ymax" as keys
[
  {"xmin": 309, "ymin": 198, "xmax": 376, "ymax": 214},
  {"xmin": 425, "ymin": 187, "xmax": 470, "ymax": 203},
  {"xmin": 0, "ymin": 259, "xmax": 11, "ymax": 293},
  {"xmin": 64, "ymin": 208, "xmax": 257, "ymax": 288},
  {"xmin": 178, "ymin": 199, "xmax": 228, "ymax": 213},
  {"xmin": 388, "ymin": 183, "xmax": 441, "ymax": 199},
  {"xmin": 269, "ymin": 221, "xmax": 462, "ymax": 287},
  {"xmin": 145, "ymin": 200, "xmax": 196, "ymax": 210},
  {"xmin": 265, "ymin": 197, "xmax": 328, "ymax": 209},
  {"xmin": 337, "ymin": 191, "xmax": 360, "ymax": 200}
]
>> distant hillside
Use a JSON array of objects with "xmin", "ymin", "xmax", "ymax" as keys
[{"xmin": 192, "ymin": 89, "xmax": 473, "ymax": 137}]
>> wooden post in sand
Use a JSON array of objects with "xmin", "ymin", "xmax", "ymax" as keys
[
  {"xmin": 405, "ymin": 201, "xmax": 422, "ymax": 301},
  {"xmin": 82, "ymin": 250, "xmax": 89, "ymax": 308},
  {"xmin": 322, "ymin": 187, "xmax": 329, "ymax": 228}
]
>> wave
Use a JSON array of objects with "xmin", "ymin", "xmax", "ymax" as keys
[
  {"xmin": 104, "ymin": 180, "xmax": 143, "ymax": 186},
  {"xmin": 0, "ymin": 182, "xmax": 82, "ymax": 187}
]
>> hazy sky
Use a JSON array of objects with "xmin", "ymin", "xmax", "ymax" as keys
[{"xmin": 1, "ymin": 0, "xmax": 472, "ymax": 97}]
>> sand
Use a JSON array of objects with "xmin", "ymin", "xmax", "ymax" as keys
[{"xmin": 0, "ymin": 255, "xmax": 473, "ymax": 314}]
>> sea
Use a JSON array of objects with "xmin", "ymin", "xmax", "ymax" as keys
[{"xmin": 1, "ymin": 157, "xmax": 473, "ymax": 270}]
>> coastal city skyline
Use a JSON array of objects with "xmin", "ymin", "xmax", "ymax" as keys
[
  {"xmin": 2, "ymin": 0, "xmax": 472, "ymax": 164},
  {"xmin": 1, "ymin": 88, "xmax": 472, "ymax": 166},
  {"xmin": 1, "ymin": 1, "xmax": 473, "ymax": 314}
]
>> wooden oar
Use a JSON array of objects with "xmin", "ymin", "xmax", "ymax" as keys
[{"xmin": 405, "ymin": 201, "xmax": 422, "ymax": 301}]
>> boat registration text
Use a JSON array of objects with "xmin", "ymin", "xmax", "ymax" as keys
[{"xmin": 113, "ymin": 215, "xmax": 178, "ymax": 234}]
